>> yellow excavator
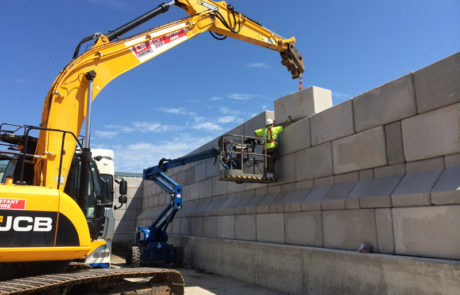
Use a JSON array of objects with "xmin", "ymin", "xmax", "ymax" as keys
[{"xmin": 0, "ymin": 0, "xmax": 304, "ymax": 293}]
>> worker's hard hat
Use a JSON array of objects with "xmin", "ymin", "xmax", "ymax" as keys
[{"xmin": 265, "ymin": 118, "xmax": 274, "ymax": 126}]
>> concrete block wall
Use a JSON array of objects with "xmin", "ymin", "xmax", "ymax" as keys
[{"xmin": 136, "ymin": 52, "xmax": 460, "ymax": 293}]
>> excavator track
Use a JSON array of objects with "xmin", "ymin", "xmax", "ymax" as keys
[{"xmin": 0, "ymin": 268, "xmax": 184, "ymax": 295}]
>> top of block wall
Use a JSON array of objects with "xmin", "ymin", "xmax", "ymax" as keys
[{"xmin": 274, "ymin": 86, "xmax": 332, "ymax": 124}]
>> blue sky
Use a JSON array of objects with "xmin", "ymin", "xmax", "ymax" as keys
[{"xmin": 1, "ymin": 0, "xmax": 459, "ymax": 172}]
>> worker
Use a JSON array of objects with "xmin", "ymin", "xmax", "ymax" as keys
[{"xmin": 254, "ymin": 118, "xmax": 286, "ymax": 178}]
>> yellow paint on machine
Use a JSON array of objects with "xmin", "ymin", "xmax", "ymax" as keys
[{"xmin": 0, "ymin": 184, "xmax": 92, "ymax": 262}]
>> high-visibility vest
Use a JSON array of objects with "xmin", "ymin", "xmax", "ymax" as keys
[{"xmin": 254, "ymin": 125, "xmax": 283, "ymax": 149}]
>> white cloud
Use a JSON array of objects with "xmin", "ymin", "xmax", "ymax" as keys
[
  {"xmin": 160, "ymin": 107, "xmax": 188, "ymax": 115},
  {"xmin": 132, "ymin": 121, "xmax": 183, "ymax": 133},
  {"xmin": 105, "ymin": 124, "xmax": 135, "ymax": 133},
  {"xmin": 192, "ymin": 122, "xmax": 222, "ymax": 131},
  {"xmin": 246, "ymin": 62, "xmax": 269, "ymax": 68},
  {"xmin": 220, "ymin": 107, "xmax": 240, "ymax": 116},
  {"xmin": 218, "ymin": 116, "xmax": 244, "ymax": 124},
  {"xmin": 227, "ymin": 93, "xmax": 256, "ymax": 101},
  {"xmin": 210, "ymin": 96, "xmax": 223, "ymax": 101},
  {"xmin": 95, "ymin": 130, "xmax": 118, "ymax": 139}
]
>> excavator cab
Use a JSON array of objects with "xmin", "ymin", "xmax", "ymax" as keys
[{"xmin": 218, "ymin": 134, "xmax": 277, "ymax": 183}]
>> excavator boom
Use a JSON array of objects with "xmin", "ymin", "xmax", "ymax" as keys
[{"xmin": 36, "ymin": 1, "xmax": 304, "ymax": 191}]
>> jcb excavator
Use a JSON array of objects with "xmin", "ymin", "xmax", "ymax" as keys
[{"xmin": 0, "ymin": 0, "xmax": 304, "ymax": 293}]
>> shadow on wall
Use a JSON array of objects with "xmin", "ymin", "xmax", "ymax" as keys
[{"xmin": 113, "ymin": 177, "xmax": 144, "ymax": 250}]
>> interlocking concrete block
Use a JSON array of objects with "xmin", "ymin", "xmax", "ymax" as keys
[
  {"xmin": 354, "ymin": 74, "xmax": 416, "ymax": 132},
  {"xmin": 189, "ymin": 182, "xmax": 199, "ymax": 200},
  {"xmin": 244, "ymin": 193, "xmax": 266, "ymax": 214},
  {"xmin": 255, "ymin": 192, "xmax": 280, "ymax": 213},
  {"xmin": 285, "ymin": 211, "xmax": 323, "ymax": 247},
  {"xmin": 296, "ymin": 179, "xmax": 313, "ymax": 190},
  {"xmin": 333, "ymin": 126, "xmax": 387, "ymax": 174},
  {"xmin": 360, "ymin": 175, "xmax": 403, "ymax": 208},
  {"xmin": 278, "ymin": 117, "xmax": 311, "ymax": 156},
  {"xmin": 295, "ymin": 142, "xmax": 333, "ymax": 181},
  {"xmin": 391, "ymin": 169, "xmax": 443, "ymax": 207},
  {"xmin": 346, "ymin": 179, "xmax": 372, "ymax": 209},
  {"xmin": 216, "ymin": 215, "xmax": 234, "ymax": 239},
  {"xmin": 233, "ymin": 191, "xmax": 255, "ymax": 214},
  {"xmin": 198, "ymin": 178, "xmax": 213, "ymax": 199},
  {"xmin": 321, "ymin": 181, "xmax": 358, "ymax": 210},
  {"xmin": 402, "ymin": 103, "xmax": 460, "ymax": 162},
  {"xmin": 375, "ymin": 208, "xmax": 394, "ymax": 254},
  {"xmin": 202, "ymin": 216, "xmax": 217, "ymax": 237},
  {"xmin": 206, "ymin": 159, "xmax": 218, "ymax": 179},
  {"xmin": 275, "ymin": 86, "xmax": 332, "ymax": 124},
  {"xmin": 180, "ymin": 217, "xmax": 191, "ymax": 235},
  {"xmin": 301, "ymin": 184, "xmax": 332, "ymax": 211},
  {"xmin": 431, "ymin": 166, "xmax": 460, "ymax": 205},
  {"xmin": 183, "ymin": 167, "xmax": 195, "ymax": 186},
  {"xmin": 393, "ymin": 205, "xmax": 460, "ymax": 259},
  {"xmin": 256, "ymin": 213, "xmax": 285, "ymax": 243},
  {"xmin": 254, "ymin": 244, "xmax": 304, "ymax": 294},
  {"xmin": 194, "ymin": 162, "xmax": 207, "ymax": 182},
  {"xmin": 235, "ymin": 214, "xmax": 256, "ymax": 240},
  {"xmin": 114, "ymin": 220, "xmax": 136, "ymax": 235},
  {"xmin": 190, "ymin": 217, "xmax": 203, "ymax": 236},
  {"xmin": 414, "ymin": 52, "xmax": 460, "ymax": 113},
  {"xmin": 385, "ymin": 121, "xmax": 405, "ymax": 165},
  {"xmin": 274, "ymin": 153, "xmax": 296, "ymax": 183},
  {"xmin": 323, "ymin": 209, "xmax": 377, "ymax": 251},
  {"xmin": 114, "ymin": 208, "xmax": 137, "ymax": 222},
  {"xmin": 445, "ymin": 153, "xmax": 460, "ymax": 167},
  {"xmin": 212, "ymin": 176, "xmax": 227, "ymax": 196},
  {"xmin": 215, "ymin": 195, "xmax": 236, "ymax": 216},
  {"xmin": 311, "ymin": 100, "xmax": 355, "ymax": 146},
  {"xmin": 274, "ymin": 188, "xmax": 310, "ymax": 212}
]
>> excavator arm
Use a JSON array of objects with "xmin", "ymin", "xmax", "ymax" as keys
[{"xmin": 35, "ymin": 0, "xmax": 305, "ymax": 189}]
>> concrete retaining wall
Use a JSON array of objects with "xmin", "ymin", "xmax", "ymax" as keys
[{"xmin": 134, "ymin": 52, "xmax": 460, "ymax": 293}]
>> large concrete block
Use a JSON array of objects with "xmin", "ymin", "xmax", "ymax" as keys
[
  {"xmin": 274, "ymin": 153, "xmax": 296, "ymax": 183},
  {"xmin": 275, "ymin": 86, "xmax": 332, "ymax": 123},
  {"xmin": 278, "ymin": 117, "xmax": 311, "ymax": 156},
  {"xmin": 332, "ymin": 126, "xmax": 387, "ymax": 174},
  {"xmin": 194, "ymin": 162, "xmax": 207, "ymax": 182},
  {"xmin": 375, "ymin": 208, "xmax": 394, "ymax": 254},
  {"xmin": 233, "ymin": 191, "xmax": 255, "ymax": 215},
  {"xmin": 346, "ymin": 170, "xmax": 373, "ymax": 209},
  {"xmin": 235, "ymin": 214, "xmax": 256, "ymax": 241},
  {"xmin": 385, "ymin": 121, "xmax": 405, "ymax": 165},
  {"xmin": 198, "ymin": 178, "xmax": 213, "ymax": 199},
  {"xmin": 256, "ymin": 213, "xmax": 285, "ymax": 243},
  {"xmin": 212, "ymin": 176, "xmax": 227, "ymax": 196},
  {"xmin": 322, "ymin": 173, "xmax": 358, "ymax": 210},
  {"xmin": 393, "ymin": 205, "xmax": 460, "ymax": 259},
  {"xmin": 254, "ymin": 244, "xmax": 304, "ymax": 294},
  {"xmin": 216, "ymin": 215, "xmax": 234, "ymax": 239},
  {"xmin": 414, "ymin": 52, "xmax": 460, "ymax": 113},
  {"xmin": 431, "ymin": 166, "xmax": 460, "ymax": 205},
  {"xmin": 391, "ymin": 169, "xmax": 443, "ymax": 207},
  {"xmin": 202, "ymin": 216, "xmax": 217, "ymax": 237},
  {"xmin": 114, "ymin": 208, "xmax": 137, "ymax": 222},
  {"xmin": 206, "ymin": 158, "xmax": 219, "ymax": 179},
  {"xmin": 402, "ymin": 103, "xmax": 460, "ymax": 162},
  {"xmin": 323, "ymin": 209, "xmax": 377, "ymax": 251},
  {"xmin": 255, "ymin": 192, "xmax": 280, "ymax": 213},
  {"xmin": 311, "ymin": 100, "xmax": 354, "ymax": 146},
  {"xmin": 274, "ymin": 188, "xmax": 311, "ymax": 212},
  {"xmin": 189, "ymin": 182, "xmax": 199, "ymax": 200},
  {"xmin": 354, "ymin": 74, "xmax": 416, "ymax": 132},
  {"xmin": 360, "ymin": 175, "xmax": 403, "ymax": 208},
  {"xmin": 285, "ymin": 211, "xmax": 323, "ymax": 247},
  {"xmin": 295, "ymin": 142, "xmax": 333, "ymax": 181},
  {"xmin": 322, "ymin": 182, "xmax": 358, "ymax": 210},
  {"xmin": 244, "ymin": 193, "xmax": 266, "ymax": 214},
  {"xmin": 301, "ymin": 183, "xmax": 332, "ymax": 211}
]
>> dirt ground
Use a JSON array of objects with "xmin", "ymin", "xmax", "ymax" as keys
[{"xmin": 111, "ymin": 254, "xmax": 282, "ymax": 295}]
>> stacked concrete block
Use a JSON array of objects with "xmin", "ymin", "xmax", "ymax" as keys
[
  {"xmin": 135, "ymin": 53, "xmax": 460, "ymax": 292},
  {"xmin": 310, "ymin": 100, "xmax": 354, "ymax": 146},
  {"xmin": 332, "ymin": 126, "xmax": 387, "ymax": 174},
  {"xmin": 295, "ymin": 142, "xmax": 333, "ymax": 181},
  {"xmin": 353, "ymin": 74, "xmax": 417, "ymax": 132},
  {"xmin": 275, "ymin": 86, "xmax": 332, "ymax": 123},
  {"xmin": 402, "ymin": 102, "xmax": 460, "ymax": 162},
  {"xmin": 391, "ymin": 158, "xmax": 444, "ymax": 207},
  {"xmin": 414, "ymin": 52, "xmax": 460, "ymax": 113}
]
